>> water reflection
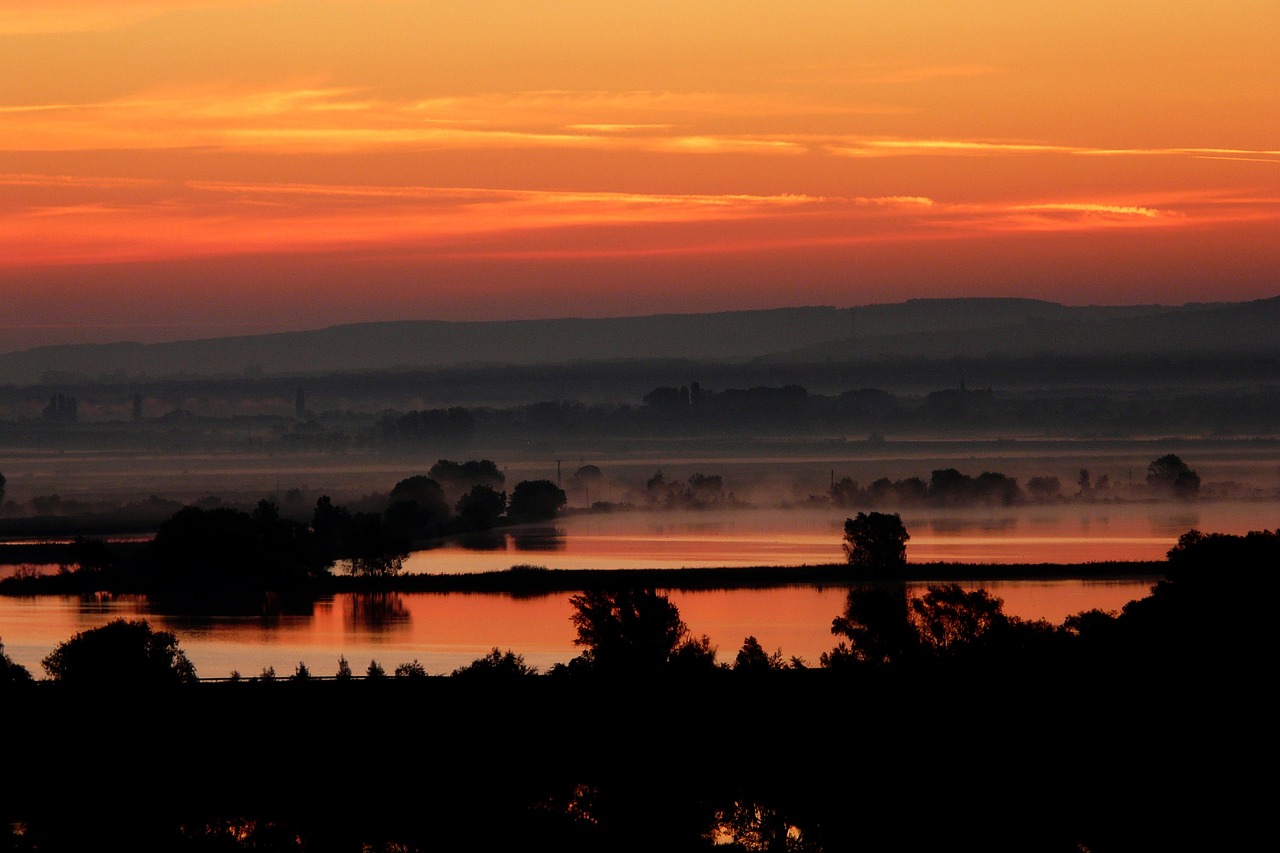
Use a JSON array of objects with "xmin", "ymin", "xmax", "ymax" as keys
[
  {"xmin": 455, "ymin": 531, "xmax": 507, "ymax": 551},
  {"xmin": 399, "ymin": 502, "xmax": 1275, "ymax": 573},
  {"xmin": 344, "ymin": 592, "xmax": 411, "ymax": 632},
  {"xmin": 0, "ymin": 579, "xmax": 1160, "ymax": 679},
  {"xmin": 509, "ymin": 526, "xmax": 567, "ymax": 552},
  {"xmin": 1149, "ymin": 512, "xmax": 1201, "ymax": 537},
  {"xmin": 927, "ymin": 516, "xmax": 1018, "ymax": 534}
]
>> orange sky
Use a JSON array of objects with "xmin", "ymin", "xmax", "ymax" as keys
[{"xmin": 2, "ymin": 0, "xmax": 1278, "ymax": 349}]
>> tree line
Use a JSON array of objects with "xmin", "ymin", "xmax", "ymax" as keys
[{"xmin": 821, "ymin": 452, "xmax": 1201, "ymax": 508}]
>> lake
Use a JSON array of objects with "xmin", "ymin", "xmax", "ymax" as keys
[
  {"xmin": 0, "ymin": 579, "xmax": 1158, "ymax": 680},
  {"xmin": 3, "ymin": 498, "xmax": 1272, "ymax": 679},
  {"xmin": 400, "ymin": 499, "xmax": 1276, "ymax": 570}
]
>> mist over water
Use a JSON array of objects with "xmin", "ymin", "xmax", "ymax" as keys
[{"xmin": 401, "ymin": 500, "xmax": 1277, "ymax": 572}]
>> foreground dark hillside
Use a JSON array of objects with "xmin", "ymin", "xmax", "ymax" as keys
[{"xmin": 5, "ymin": 664, "xmax": 1260, "ymax": 852}]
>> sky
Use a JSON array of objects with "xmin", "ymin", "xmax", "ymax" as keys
[{"xmin": 1, "ymin": 0, "xmax": 1278, "ymax": 350}]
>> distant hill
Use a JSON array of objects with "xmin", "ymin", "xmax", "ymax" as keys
[
  {"xmin": 769, "ymin": 297, "xmax": 1280, "ymax": 362},
  {"xmin": 0, "ymin": 297, "xmax": 1275, "ymax": 385}
]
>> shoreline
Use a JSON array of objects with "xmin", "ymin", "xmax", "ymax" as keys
[{"xmin": 1, "ymin": 557, "xmax": 1166, "ymax": 598}]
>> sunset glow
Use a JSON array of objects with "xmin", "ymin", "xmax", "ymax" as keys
[{"xmin": 2, "ymin": 1, "xmax": 1278, "ymax": 347}]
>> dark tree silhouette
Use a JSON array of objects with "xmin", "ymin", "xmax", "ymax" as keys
[
  {"xmin": 147, "ymin": 502, "xmax": 328, "ymax": 593},
  {"xmin": 842, "ymin": 512, "xmax": 909, "ymax": 570},
  {"xmin": 974, "ymin": 471, "xmax": 1023, "ymax": 505},
  {"xmin": 824, "ymin": 586, "xmax": 917, "ymax": 666},
  {"xmin": 386, "ymin": 475, "xmax": 451, "ymax": 538},
  {"xmin": 394, "ymin": 659, "xmax": 428, "ymax": 679},
  {"xmin": 928, "ymin": 467, "xmax": 972, "ymax": 504},
  {"xmin": 568, "ymin": 588, "xmax": 690, "ymax": 673},
  {"xmin": 0, "ymin": 470, "xmax": 5, "ymax": 506},
  {"xmin": 427, "ymin": 459, "xmax": 505, "ymax": 501},
  {"xmin": 1146, "ymin": 454, "xmax": 1201, "ymax": 499},
  {"xmin": 1026, "ymin": 476, "xmax": 1062, "ymax": 501},
  {"xmin": 908, "ymin": 584, "xmax": 1009, "ymax": 655},
  {"xmin": 0, "ymin": 637, "xmax": 32, "ymax": 687},
  {"xmin": 41, "ymin": 618, "xmax": 196, "ymax": 686},
  {"xmin": 507, "ymin": 479, "xmax": 567, "ymax": 522},
  {"xmin": 829, "ymin": 476, "xmax": 865, "ymax": 507},
  {"xmin": 455, "ymin": 484, "xmax": 507, "ymax": 530},
  {"xmin": 733, "ymin": 635, "xmax": 787, "ymax": 672},
  {"xmin": 451, "ymin": 647, "xmax": 538, "ymax": 679}
]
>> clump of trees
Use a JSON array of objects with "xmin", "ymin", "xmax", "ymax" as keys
[
  {"xmin": 41, "ymin": 618, "xmax": 197, "ymax": 686},
  {"xmin": 825, "ymin": 453, "xmax": 1203, "ymax": 509},
  {"xmin": 143, "ymin": 499, "xmax": 331, "ymax": 596},
  {"xmin": 563, "ymin": 588, "xmax": 717, "ymax": 674},
  {"xmin": 642, "ymin": 470, "xmax": 737, "ymax": 509},
  {"xmin": 507, "ymin": 479, "xmax": 567, "ymax": 522},
  {"xmin": 821, "ymin": 584, "xmax": 1044, "ymax": 667}
]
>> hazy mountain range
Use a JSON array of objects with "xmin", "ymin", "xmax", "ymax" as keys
[{"xmin": 2, "ymin": 296, "xmax": 1276, "ymax": 385}]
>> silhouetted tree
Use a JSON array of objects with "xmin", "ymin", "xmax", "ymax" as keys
[
  {"xmin": 386, "ymin": 475, "xmax": 451, "ymax": 538},
  {"xmin": 451, "ymin": 647, "xmax": 538, "ymax": 679},
  {"xmin": 733, "ymin": 635, "xmax": 787, "ymax": 672},
  {"xmin": 1146, "ymin": 454, "xmax": 1200, "ymax": 499},
  {"xmin": 41, "ymin": 618, "xmax": 196, "ymax": 686},
  {"xmin": 455, "ymin": 484, "xmax": 507, "ymax": 530},
  {"xmin": 1026, "ymin": 476, "xmax": 1062, "ymax": 501},
  {"xmin": 1077, "ymin": 468, "xmax": 1092, "ymax": 499},
  {"xmin": 0, "ymin": 637, "xmax": 32, "ymax": 687},
  {"xmin": 866, "ymin": 477, "xmax": 896, "ymax": 505},
  {"xmin": 394, "ymin": 659, "xmax": 428, "ymax": 679},
  {"xmin": 568, "ymin": 588, "xmax": 690, "ymax": 673},
  {"xmin": 507, "ymin": 479, "xmax": 567, "ymax": 522},
  {"xmin": 0, "ymin": 470, "xmax": 5, "ymax": 506},
  {"xmin": 824, "ymin": 586, "xmax": 917, "ymax": 666},
  {"xmin": 842, "ymin": 512, "xmax": 909, "ymax": 570},
  {"xmin": 644, "ymin": 470, "xmax": 668, "ymax": 505},
  {"xmin": 366, "ymin": 660, "xmax": 385, "ymax": 679},
  {"xmin": 344, "ymin": 511, "xmax": 409, "ymax": 576},
  {"xmin": 974, "ymin": 471, "xmax": 1023, "ymax": 505},
  {"xmin": 829, "ymin": 476, "xmax": 865, "ymax": 507},
  {"xmin": 683, "ymin": 473, "xmax": 726, "ymax": 507},
  {"xmin": 427, "ymin": 459, "xmax": 505, "ymax": 501},
  {"xmin": 908, "ymin": 584, "xmax": 1009, "ymax": 656},
  {"xmin": 336, "ymin": 655, "xmax": 353, "ymax": 679},
  {"xmin": 668, "ymin": 633, "xmax": 721, "ymax": 675},
  {"xmin": 147, "ymin": 503, "xmax": 328, "ymax": 593},
  {"xmin": 311, "ymin": 495, "xmax": 353, "ymax": 558},
  {"xmin": 928, "ymin": 467, "xmax": 972, "ymax": 504}
]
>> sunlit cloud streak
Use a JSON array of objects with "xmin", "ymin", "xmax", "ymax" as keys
[{"xmin": 7, "ymin": 165, "xmax": 1275, "ymax": 272}]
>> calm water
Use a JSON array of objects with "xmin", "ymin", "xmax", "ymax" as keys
[
  {"xmin": 2, "ymin": 499, "xmax": 1272, "ymax": 678},
  {"xmin": 400, "ymin": 500, "xmax": 1277, "ymax": 571},
  {"xmin": 0, "ymin": 580, "xmax": 1157, "ymax": 679}
]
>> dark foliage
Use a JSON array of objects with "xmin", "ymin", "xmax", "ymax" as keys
[
  {"xmin": 0, "ymin": 637, "xmax": 32, "ymax": 687},
  {"xmin": 508, "ymin": 479, "xmax": 567, "ymax": 523},
  {"xmin": 842, "ymin": 511, "xmax": 909, "ymax": 570},
  {"xmin": 41, "ymin": 618, "xmax": 196, "ymax": 686}
]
